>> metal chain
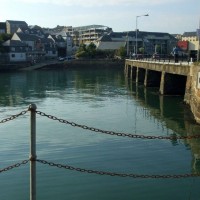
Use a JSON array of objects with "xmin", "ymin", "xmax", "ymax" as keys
[
  {"xmin": 0, "ymin": 110, "xmax": 28, "ymax": 124},
  {"xmin": 0, "ymin": 160, "xmax": 29, "ymax": 173},
  {"xmin": 35, "ymin": 110, "xmax": 200, "ymax": 140},
  {"xmin": 36, "ymin": 159, "xmax": 200, "ymax": 179},
  {"xmin": 1, "ymin": 109, "xmax": 200, "ymax": 140}
]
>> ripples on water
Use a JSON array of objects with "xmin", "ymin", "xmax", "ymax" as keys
[{"xmin": 1, "ymin": 67, "xmax": 200, "ymax": 200}]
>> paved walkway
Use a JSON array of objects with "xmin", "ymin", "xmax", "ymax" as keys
[
  {"xmin": 20, "ymin": 60, "xmax": 61, "ymax": 70},
  {"xmin": 128, "ymin": 58, "xmax": 192, "ymax": 66}
]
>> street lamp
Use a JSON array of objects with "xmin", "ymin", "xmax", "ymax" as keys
[{"xmin": 135, "ymin": 14, "xmax": 149, "ymax": 57}]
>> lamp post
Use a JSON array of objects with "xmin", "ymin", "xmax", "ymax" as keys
[
  {"xmin": 126, "ymin": 32, "xmax": 129, "ymax": 57},
  {"xmin": 135, "ymin": 14, "xmax": 149, "ymax": 57}
]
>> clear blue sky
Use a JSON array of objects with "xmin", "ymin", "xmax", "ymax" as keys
[{"xmin": 1, "ymin": 0, "xmax": 199, "ymax": 34}]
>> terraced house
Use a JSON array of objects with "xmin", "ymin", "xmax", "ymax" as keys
[
  {"xmin": 1, "ymin": 20, "xmax": 73, "ymax": 63},
  {"xmin": 6, "ymin": 20, "xmax": 28, "ymax": 34}
]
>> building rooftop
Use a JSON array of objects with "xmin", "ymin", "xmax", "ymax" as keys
[
  {"xmin": 182, "ymin": 32, "xmax": 197, "ymax": 37},
  {"xmin": 6, "ymin": 20, "xmax": 28, "ymax": 25},
  {"xmin": 15, "ymin": 32, "xmax": 41, "ymax": 41},
  {"xmin": 3, "ymin": 39, "xmax": 27, "ymax": 47}
]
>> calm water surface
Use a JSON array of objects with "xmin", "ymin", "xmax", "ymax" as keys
[{"xmin": 0, "ymin": 66, "xmax": 200, "ymax": 200}]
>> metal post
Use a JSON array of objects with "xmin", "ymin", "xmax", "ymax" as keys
[
  {"xmin": 135, "ymin": 14, "xmax": 149, "ymax": 58},
  {"xmin": 29, "ymin": 104, "xmax": 37, "ymax": 200},
  {"xmin": 136, "ymin": 16, "xmax": 138, "ymax": 56},
  {"xmin": 126, "ymin": 32, "xmax": 129, "ymax": 57}
]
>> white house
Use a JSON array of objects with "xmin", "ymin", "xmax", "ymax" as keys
[{"xmin": 3, "ymin": 40, "xmax": 27, "ymax": 62}]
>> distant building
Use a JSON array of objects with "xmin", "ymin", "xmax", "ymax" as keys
[
  {"xmin": 6, "ymin": 20, "xmax": 28, "ymax": 34},
  {"xmin": 171, "ymin": 34, "xmax": 182, "ymax": 40},
  {"xmin": 0, "ymin": 22, "xmax": 6, "ymax": 34},
  {"xmin": 182, "ymin": 32, "xmax": 199, "ymax": 51},
  {"xmin": 57, "ymin": 31, "xmax": 73, "ymax": 56},
  {"xmin": 94, "ymin": 34, "xmax": 125, "ymax": 51},
  {"xmin": 42, "ymin": 24, "xmax": 113, "ymax": 48},
  {"xmin": 3, "ymin": 40, "xmax": 28, "ymax": 62},
  {"xmin": 94, "ymin": 31, "xmax": 176, "ymax": 55},
  {"xmin": 181, "ymin": 31, "xmax": 200, "ymax": 60},
  {"xmin": 75, "ymin": 25, "xmax": 112, "ymax": 45},
  {"xmin": 12, "ymin": 32, "xmax": 47, "ymax": 61},
  {"xmin": 48, "ymin": 34, "xmax": 67, "ymax": 57},
  {"xmin": 16, "ymin": 26, "xmax": 44, "ymax": 38}
]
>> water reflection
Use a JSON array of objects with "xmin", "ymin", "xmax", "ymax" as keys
[
  {"xmin": 1, "ymin": 68, "xmax": 200, "ymax": 175},
  {"xmin": 0, "ymin": 69, "xmax": 124, "ymax": 107},
  {"xmin": 126, "ymin": 79, "xmax": 200, "ymax": 174},
  {"xmin": 2, "ymin": 67, "xmax": 200, "ymax": 200}
]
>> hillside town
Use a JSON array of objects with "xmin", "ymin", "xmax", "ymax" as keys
[{"xmin": 0, "ymin": 20, "xmax": 199, "ymax": 65}]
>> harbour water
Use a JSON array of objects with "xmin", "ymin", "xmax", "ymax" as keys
[{"xmin": 0, "ymin": 66, "xmax": 200, "ymax": 200}]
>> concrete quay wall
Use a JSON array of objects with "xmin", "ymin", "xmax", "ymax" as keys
[{"xmin": 187, "ymin": 64, "xmax": 200, "ymax": 124}]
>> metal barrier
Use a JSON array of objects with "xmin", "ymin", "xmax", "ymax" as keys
[
  {"xmin": 1, "ymin": 104, "xmax": 200, "ymax": 200},
  {"xmin": 129, "ymin": 54, "xmax": 191, "ymax": 64}
]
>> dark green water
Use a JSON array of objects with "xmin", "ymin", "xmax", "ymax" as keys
[{"xmin": 0, "ymin": 66, "xmax": 200, "ymax": 200}]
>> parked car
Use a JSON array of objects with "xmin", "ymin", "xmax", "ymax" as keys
[
  {"xmin": 152, "ymin": 53, "xmax": 160, "ymax": 59},
  {"xmin": 57, "ymin": 57, "xmax": 65, "ymax": 61},
  {"xmin": 132, "ymin": 54, "xmax": 143, "ymax": 59}
]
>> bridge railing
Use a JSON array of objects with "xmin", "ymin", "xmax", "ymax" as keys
[{"xmin": 128, "ymin": 54, "xmax": 191, "ymax": 64}]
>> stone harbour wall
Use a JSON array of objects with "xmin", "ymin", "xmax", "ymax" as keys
[{"xmin": 186, "ymin": 64, "xmax": 200, "ymax": 124}]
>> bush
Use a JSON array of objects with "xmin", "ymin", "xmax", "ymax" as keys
[
  {"xmin": 115, "ymin": 46, "xmax": 126, "ymax": 59},
  {"xmin": 75, "ymin": 50, "xmax": 88, "ymax": 58}
]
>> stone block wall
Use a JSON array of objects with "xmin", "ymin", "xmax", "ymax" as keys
[{"xmin": 186, "ymin": 64, "xmax": 200, "ymax": 124}]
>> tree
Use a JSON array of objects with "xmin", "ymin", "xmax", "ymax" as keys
[
  {"xmin": 75, "ymin": 42, "xmax": 97, "ymax": 58},
  {"xmin": 77, "ymin": 43, "xmax": 87, "ymax": 53},
  {"xmin": 0, "ymin": 33, "xmax": 12, "ymax": 53},
  {"xmin": 87, "ymin": 42, "xmax": 96, "ymax": 57},
  {"xmin": 139, "ymin": 47, "xmax": 145, "ymax": 54},
  {"xmin": 115, "ymin": 46, "xmax": 126, "ymax": 59},
  {"xmin": 0, "ymin": 33, "xmax": 12, "ymax": 44},
  {"xmin": 75, "ymin": 50, "xmax": 88, "ymax": 58}
]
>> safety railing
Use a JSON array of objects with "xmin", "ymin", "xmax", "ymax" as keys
[
  {"xmin": 127, "ymin": 54, "xmax": 193, "ymax": 65},
  {"xmin": 1, "ymin": 104, "xmax": 200, "ymax": 200}
]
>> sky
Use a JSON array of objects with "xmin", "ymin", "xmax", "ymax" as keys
[{"xmin": 0, "ymin": 0, "xmax": 200, "ymax": 34}]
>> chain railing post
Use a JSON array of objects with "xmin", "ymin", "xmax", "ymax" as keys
[{"xmin": 29, "ymin": 104, "xmax": 37, "ymax": 200}]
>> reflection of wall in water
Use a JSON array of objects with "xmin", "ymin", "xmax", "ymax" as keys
[
  {"xmin": 127, "ymin": 81, "xmax": 200, "ymax": 173},
  {"xmin": 185, "ymin": 120, "xmax": 200, "ymax": 173}
]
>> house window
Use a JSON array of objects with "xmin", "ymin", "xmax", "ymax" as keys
[{"xmin": 11, "ymin": 54, "xmax": 15, "ymax": 58}]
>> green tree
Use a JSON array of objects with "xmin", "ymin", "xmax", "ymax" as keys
[
  {"xmin": 75, "ymin": 42, "xmax": 97, "ymax": 58},
  {"xmin": 75, "ymin": 50, "xmax": 88, "ymax": 58},
  {"xmin": 0, "ymin": 33, "xmax": 11, "ymax": 42},
  {"xmin": 87, "ymin": 42, "xmax": 96, "ymax": 58},
  {"xmin": 139, "ymin": 47, "xmax": 145, "ymax": 54},
  {"xmin": 0, "ymin": 33, "xmax": 12, "ymax": 53},
  {"xmin": 115, "ymin": 46, "xmax": 126, "ymax": 59},
  {"xmin": 77, "ymin": 43, "xmax": 87, "ymax": 53}
]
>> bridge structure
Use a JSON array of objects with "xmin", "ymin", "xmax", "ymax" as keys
[{"xmin": 124, "ymin": 59, "xmax": 193, "ymax": 102}]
